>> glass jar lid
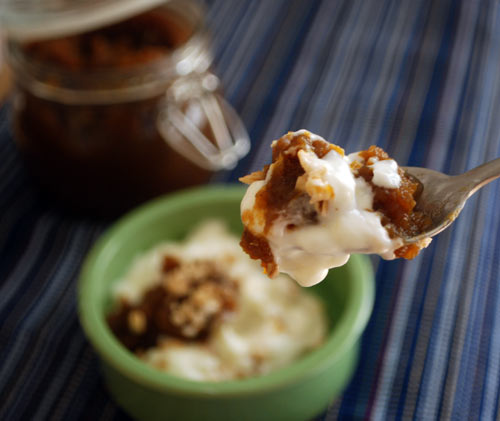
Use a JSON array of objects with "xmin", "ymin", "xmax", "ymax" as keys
[{"xmin": 0, "ymin": 0, "xmax": 168, "ymax": 41}]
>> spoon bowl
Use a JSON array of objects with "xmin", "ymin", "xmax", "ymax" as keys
[{"xmin": 402, "ymin": 157, "xmax": 500, "ymax": 243}]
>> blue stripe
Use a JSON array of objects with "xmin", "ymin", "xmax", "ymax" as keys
[
  {"xmin": 478, "ymin": 190, "xmax": 500, "ymax": 419},
  {"xmin": 226, "ymin": 0, "xmax": 324, "ymax": 181},
  {"xmin": 428, "ymin": 34, "xmax": 485, "ymax": 414},
  {"xmin": 374, "ymin": 0, "xmax": 432, "ymax": 151},
  {"xmin": 338, "ymin": 260, "xmax": 404, "ymax": 418},
  {"xmin": 406, "ymin": 2, "xmax": 459, "ymax": 166}
]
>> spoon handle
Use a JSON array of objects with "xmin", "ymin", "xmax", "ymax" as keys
[{"xmin": 459, "ymin": 157, "xmax": 500, "ymax": 197}]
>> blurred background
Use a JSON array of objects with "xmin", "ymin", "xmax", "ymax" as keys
[{"xmin": 1, "ymin": 0, "xmax": 500, "ymax": 420}]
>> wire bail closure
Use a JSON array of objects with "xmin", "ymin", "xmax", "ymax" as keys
[{"xmin": 157, "ymin": 72, "xmax": 250, "ymax": 171}]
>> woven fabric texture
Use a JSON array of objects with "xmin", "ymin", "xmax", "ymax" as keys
[{"xmin": 1, "ymin": 0, "xmax": 500, "ymax": 419}]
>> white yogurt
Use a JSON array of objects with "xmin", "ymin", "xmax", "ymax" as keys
[
  {"xmin": 113, "ymin": 220, "xmax": 327, "ymax": 381},
  {"xmin": 369, "ymin": 159, "xmax": 401, "ymax": 188}
]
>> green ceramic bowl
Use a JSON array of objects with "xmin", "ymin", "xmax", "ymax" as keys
[{"xmin": 78, "ymin": 185, "xmax": 374, "ymax": 421}]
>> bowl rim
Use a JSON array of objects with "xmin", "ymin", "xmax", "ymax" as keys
[{"xmin": 78, "ymin": 184, "xmax": 374, "ymax": 397}]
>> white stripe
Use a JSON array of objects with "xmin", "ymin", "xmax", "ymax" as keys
[
  {"xmin": 246, "ymin": 0, "xmax": 343, "ymax": 156},
  {"xmin": 35, "ymin": 341, "xmax": 93, "ymax": 421},
  {"xmin": 0, "ymin": 227, "xmax": 97, "ymax": 411},
  {"xmin": 370, "ymin": 260, "xmax": 424, "ymax": 420},
  {"xmin": 391, "ymin": 0, "xmax": 452, "ymax": 165},
  {"xmin": 31, "ymin": 334, "xmax": 87, "ymax": 420},
  {"xmin": 238, "ymin": 1, "xmax": 325, "ymax": 142},
  {"xmin": 0, "ymin": 214, "xmax": 55, "ymax": 308},
  {"xmin": 478, "ymin": 6, "xmax": 500, "ymax": 412},
  {"xmin": 220, "ymin": 1, "xmax": 283, "ymax": 92},
  {"xmin": 403, "ymin": 2, "xmax": 487, "ymax": 418},
  {"xmin": 322, "ymin": 0, "xmax": 397, "ymax": 147},
  {"xmin": 252, "ymin": 0, "xmax": 363, "ymax": 166},
  {"xmin": 342, "ymin": 0, "xmax": 409, "ymax": 152},
  {"xmin": 436, "ymin": 27, "xmax": 496, "ymax": 421}
]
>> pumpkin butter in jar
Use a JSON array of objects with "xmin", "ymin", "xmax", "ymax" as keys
[{"xmin": 6, "ymin": 0, "xmax": 249, "ymax": 216}]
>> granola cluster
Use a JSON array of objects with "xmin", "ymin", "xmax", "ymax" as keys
[{"xmin": 107, "ymin": 255, "xmax": 238, "ymax": 352}]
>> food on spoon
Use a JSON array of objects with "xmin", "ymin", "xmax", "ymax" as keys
[
  {"xmin": 107, "ymin": 221, "xmax": 327, "ymax": 381},
  {"xmin": 239, "ymin": 130, "xmax": 432, "ymax": 286}
]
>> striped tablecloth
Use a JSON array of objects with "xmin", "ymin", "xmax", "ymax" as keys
[{"xmin": 1, "ymin": 0, "xmax": 500, "ymax": 419}]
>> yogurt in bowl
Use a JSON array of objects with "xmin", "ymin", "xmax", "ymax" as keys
[{"xmin": 107, "ymin": 220, "xmax": 327, "ymax": 381}]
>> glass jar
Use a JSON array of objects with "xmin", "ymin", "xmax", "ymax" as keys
[
  {"xmin": 0, "ymin": 32, "xmax": 10, "ymax": 102},
  {"xmin": 5, "ymin": 0, "xmax": 249, "ymax": 216}
]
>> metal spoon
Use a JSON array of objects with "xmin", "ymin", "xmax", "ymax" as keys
[{"xmin": 402, "ymin": 157, "xmax": 500, "ymax": 243}]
